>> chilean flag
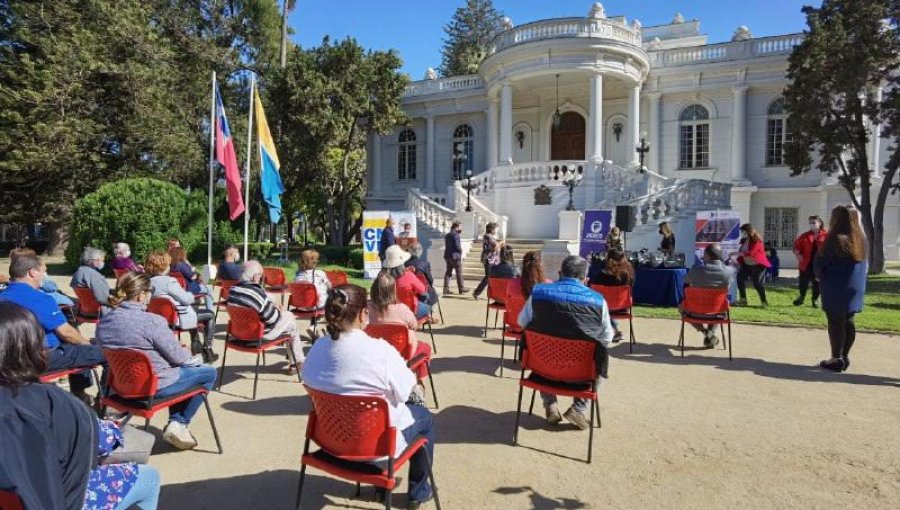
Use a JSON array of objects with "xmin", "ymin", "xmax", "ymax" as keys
[{"xmin": 215, "ymin": 84, "xmax": 245, "ymax": 220}]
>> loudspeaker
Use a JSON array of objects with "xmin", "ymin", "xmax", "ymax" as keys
[{"xmin": 615, "ymin": 205, "xmax": 636, "ymax": 232}]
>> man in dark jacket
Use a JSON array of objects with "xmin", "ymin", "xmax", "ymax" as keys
[
  {"xmin": 518, "ymin": 255, "xmax": 613, "ymax": 430},
  {"xmin": 378, "ymin": 218, "xmax": 396, "ymax": 261},
  {"xmin": 442, "ymin": 221, "xmax": 468, "ymax": 295}
]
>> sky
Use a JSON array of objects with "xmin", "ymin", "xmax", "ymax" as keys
[{"xmin": 287, "ymin": 0, "xmax": 814, "ymax": 78}]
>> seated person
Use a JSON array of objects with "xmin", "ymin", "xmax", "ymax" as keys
[
  {"xmin": 96, "ymin": 272, "xmax": 216, "ymax": 451},
  {"xmin": 507, "ymin": 250, "xmax": 550, "ymax": 300},
  {"xmin": 6, "ymin": 248, "xmax": 74, "ymax": 307},
  {"xmin": 588, "ymin": 249, "xmax": 635, "ymax": 343},
  {"xmin": 683, "ymin": 243, "xmax": 734, "ymax": 348},
  {"xmin": 145, "ymin": 250, "xmax": 217, "ymax": 363},
  {"xmin": 0, "ymin": 252, "xmax": 104, "ymax": 405},
  {"xmin": 368, "ymin": 272, "xmax": 431, "ymax": 397},
  {"xmin": 491, "ymin": 246, "xmax": 520, "ymax": 279},
  {"xmin": 382, "ymin": 245, "xmax": 430, "ymax": 320},
  {"xmin": 404, "ymin": 243, "xmax": 438, "ymax": 306},
  {"xmin": 110, "ymin": 242, "xmax": 144, "ymax": 273},
  {"xmin": 302, "ymin": 284, "xmax": 435, "ymax": 509},
  {"xmin": 70, "ymin": 246, "xmax": 111, "ymax": 315},
  {"xmin": 518, "ymin": 255, "xmax": 613, "ymax": 429},
  {"xmin": 168, "ymin": 247, "xmax": 213, "ymax": 310},
  {"xmin": 227, "ymin": 261, "xmax": 305, "ymax": 375},
  {"xmin": 0, "ymin": 302, "xmax": 161, "ymax": 510},
  {"xmin": 217, "ymin": 245, "xmax": 243, "ymax": 282},
  {"xmin": 293, "ymin": 249, "xmax": 331, "ymax": 311}
]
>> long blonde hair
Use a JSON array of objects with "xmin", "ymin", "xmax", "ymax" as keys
[{"xmin": 109, "ymin": 272, "xmax": 152, "ymax": 307}]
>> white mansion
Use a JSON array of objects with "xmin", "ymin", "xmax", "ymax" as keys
[{"xmin": 366, "ymin": 3, "xmax": 898, "ymax": 271}]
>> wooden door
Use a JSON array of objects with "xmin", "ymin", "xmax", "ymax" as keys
[{"xmin": 551, "ymin": 112, "xmax": 586, "ymax": 160}]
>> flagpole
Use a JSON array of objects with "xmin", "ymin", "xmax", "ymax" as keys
[
  {"xmin": 243, "ymin": 74, "xmax": 256, "ymax": 262},
  {"xmin": 207, "ymin": 71, "xmax": 216, "ymax": 269}
]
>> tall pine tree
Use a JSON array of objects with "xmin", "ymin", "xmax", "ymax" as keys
[{"xmin": 439, "ymin": 0, "xmax": 505, "ymax": 77}]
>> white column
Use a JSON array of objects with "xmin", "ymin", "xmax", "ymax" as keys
[
  {"xmin": 731, "ymin": 84, "xmax": 749, "ymax": 181},
  {"xmin": 648, "ymin": 92, "xmax": 661, "ymax": 173},
  {"xmin": 371, "ymin": 133, "xmax": 383, "ymax": 195},
  {"xmin": 629, "ymin": 82, "xmax": 641, "ymax": 166},
  {"xmin": 486, "ymin": 97, "xmax": 499, "ymax": 169},
  {"xmin": 588, "ymin": 73, "xmax": 604, "ymax": 162},
  {"xmin": 425, "ymin": 116, "xmax": 435, "ymax": 192},
  {"xmin": 499, "ymin": 83, "xmax": 513, "ymax": 165}
]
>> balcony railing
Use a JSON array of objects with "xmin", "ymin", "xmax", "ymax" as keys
[
  {"xmin": 487, "ymin": 17, "xmax": 643, "ymax": 56},
  {"xmin": 403, "ymin": 75, "xmax": 483, "ymax": 98},
  {"xmin": 654, "ymin": 33, "xmax": 804, "ymax": 67}
]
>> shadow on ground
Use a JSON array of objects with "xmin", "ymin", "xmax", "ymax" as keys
[{"xmin": 493, "ymin": 486, "xmax": 589, "ymax": 510}]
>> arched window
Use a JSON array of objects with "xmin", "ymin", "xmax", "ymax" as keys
[
  {"xmin": 766, "ymin": 98, "xmax": 791, "ymax": 166},
  {"xmin": 397, "ymin": 129, "xmax": 417, "ymax": 180},
  {"xmin": 451, "ymin": 124, "xmax": 474, "ymax": 180},
  {"xmin": 679, "ymin": 104, "xmax": 710, "ymax": 169}
]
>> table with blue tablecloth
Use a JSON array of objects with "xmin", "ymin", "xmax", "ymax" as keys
[{"xmin": 632, "ymin": 267, "xmax": 688, "ymax": 306}]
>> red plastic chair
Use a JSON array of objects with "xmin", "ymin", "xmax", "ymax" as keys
[
  {"xmin": 213, "ymin": 278, "xmax": 239, "ymax": 324},
  {"xmin": 365, "ymin": 323, "xmax": 438, "ymax": 408},
  {"xmin": 295, "ymin": 387, "xmax": 442, "ymax": 510},
  {"xmin": 513, "ymin": 331, "xmax": 601, "ymax": 463},
  {"xmin": 679, "ymin": 287, "xmax": 732, "ymax": 359},
  {"xmin": 590, "ymin": 284, "xmax": 637, "ymax": 353},
  {"xmin": 484, "ymin": 277, "xmax": 510, "ymax": 337},
  {"xmin": 398, "ymin": 288, "xmax": 437, "ymax": 354},
  {"xmin": 498, "ymin": 292, "xmax": 526, "ymax": 377},
  {"xmin": 414, "ymin": 271, "xmax": 444, "ymax": 324},
  {"xmin": 288, "ymin": 282, "xmax": 325, "ymax": 332},
  {"xmin": 169, "ymin": 271, "xmax": 188, "ymax": 290},
  {"xmin": 217, "ymin": 305, "xmax": 302, "ymax": 400},
  {"xmin": 113, "ymin": 268, "xmax": 129, "ymax": 282},
  {"xmin": 0, "ymin": 490, "xmax": 23, "ymax": 510},
  {"xmin": 263, "ymin": 267, "xmax": 288, "ymax": 307},
  {"xmin": 324, "ymin": 270, "xmax": 349, "ymax": 287},
  {"xmin": 100, "ymin": 348, "xmax": 223, "ymax": 453},
  {"xmin": 72, "ymin": 287, "xmax": 102, "ymax": 325},
  {"xmin": 147, "ymin": 296, "xmax": 202, "ymax": 344},
  {"xmin": 38, "ymin": 365, "xmax": 101, "ymax": 387}
]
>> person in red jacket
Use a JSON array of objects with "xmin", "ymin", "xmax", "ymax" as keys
[
  {"xmin": 735, "ymin": 223, "xmax": 771, "ymax": 306},
  {"xmin": 793, "ymin": 215, "xmax": 828, "ymax": 307}
]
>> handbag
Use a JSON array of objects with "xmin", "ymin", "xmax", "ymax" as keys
[{"xmin": 100, "ymin": 425, "xmax": 155, "ymax": 465}]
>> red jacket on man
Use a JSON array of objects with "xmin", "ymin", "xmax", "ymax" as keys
[{"xmin": 793, "ymin": 229, "xmax": 828, "ymax": 272}]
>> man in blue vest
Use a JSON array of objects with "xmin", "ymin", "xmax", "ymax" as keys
[{"xmin": 518, "ymin": 255, "xmax": 613, "ymax": 429}]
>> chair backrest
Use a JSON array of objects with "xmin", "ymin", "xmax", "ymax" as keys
[
  {"xmin": 169, "ymin": 271, "xmax": 187, "ymax": 290},
  {"xmin": 682, "ymin": 287, "xmax": 730, "ymax": 315},
  {"xmin": 216, "ymin": 279, "xmax": 239, "ymax": 301},
  {"xmin": 103, "ymin": 348, "xmax": 158, "ymax": 399},
  {"xmin": 589, "ymin": 284, "xmax": 632, "ymax": 311},
  {"xmin": 226, "ymin": 305, "xmax": 265, "ymax": 340},
  {"xmin": 503, "ymin": 293, "xmax": 527, "ymax": 333},
  {"xmin": 487, "ymin": 278, "xmax": 510, "ymax": 303},
  {"xmin": 396, "ymin": 288, "xmax": 417, "ymax": 317},
  {"xmin": 288, "ymin": 282, "xmax": 319, "ymax": 309},
  {"xmin": 304, "ymin": 386, "xmax": 395, "ymax": 460},
  {"xmin": 113, "ymin": 268, "xmax": 129, "ymax": 281},
  {"xmin": 324, "ymin": 270, "xmax": 349, "ymax": 287},
  {"xmin": 364, "ymin": 323, "xmax": 413, "ymax": 359},
  {"xmin": 146, "ymin": 297, "xmax": 178, "ymax": 327},
  {"xmin": 413, "ymin": 271, "xmax": 428, "ymax": 287},
  {"xmin": 0, "ymin": 490, "xmax": 23, "ymax": 510},
  {"xmin": 72, "ymin": 287, "xmax": 102, "ymax": 316},
  {"xmin": 263, "ymin": 267, "xmax": 286, "ymax": 286},
  {"xmin": 522, "ymin": 331, "xmax": 597, "ymax": 382}
]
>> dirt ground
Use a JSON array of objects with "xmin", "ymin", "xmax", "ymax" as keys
[{"xmin": 14, "ymin": 263, "xmax": 900, "ymax": 509}]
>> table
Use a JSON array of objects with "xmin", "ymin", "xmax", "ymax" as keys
[{"xmin": 632, "ymin": 267, "xmax": 688, "ymax": 307}]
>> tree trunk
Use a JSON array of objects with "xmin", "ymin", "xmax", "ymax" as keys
[
  {"xmin": 45, "ymin": 223, "xmax": 68, "ymax": 255},
  {"xmin": 872, "ymin": 166, "xmax": 897, "ymax": 274}
]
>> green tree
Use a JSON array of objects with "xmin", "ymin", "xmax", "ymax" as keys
[
  {"xmin": 439, "ymin": 0, "xmax": 505, "ymax": 77},
  {"xmin": 267, "ymin": 38, "xmax": 408, "ymax": 245},
  {"xmin": 783, "ymin": 0, "xmax": 900, "ymax": 273}
]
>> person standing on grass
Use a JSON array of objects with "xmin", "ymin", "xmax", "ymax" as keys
[
  {"xmin": 815, "ymin": 205, "xmax": 867, "ymax": 373},
  {"xmin": 793, "ymin": 215, "xmax": 828, "ymax": 307},
  {"xmin": 735, "ymin": 223, "xmax": 770, "ymax": 307}
]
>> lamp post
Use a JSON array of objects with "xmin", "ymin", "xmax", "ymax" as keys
[
  {"xmin": 463, "ymin": 169, "xmax": 476, "ymax": 212},
  {"xmin": 635, "ymin": 130, "xmax": 650, "ymax": 173},
  {"xmin": 452, "ymin": 142, "xmax": 467, "ymax": 181},
  {"xmin": 553, "ymin": 165, "xmax": 584, "ymax": 211}
]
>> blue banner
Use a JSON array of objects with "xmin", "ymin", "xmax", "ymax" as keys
[{"xmin": 579, "ymin": 209, "xmax": 613, "ymax": 258}]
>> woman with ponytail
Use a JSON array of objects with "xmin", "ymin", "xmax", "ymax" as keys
[
  {"xmin": 302, "ymin": 284, "xmax": 436, "ymax": 508},
  {"xmin": 96, "ymin": 273, "xmax": 216, "ymax": 451}
]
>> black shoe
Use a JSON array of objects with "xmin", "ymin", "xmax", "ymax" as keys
[
  {"xmin": 842, "ymin": 358, "xmax": 850, "ymax": 372},
  {"xmin": 202, "ymin": 348, "xmax": 219, "ymax": 364},
  {"xmin": 612, "ymin": 331, "xmax": 623, "ymax": 343},
  {"xmin": 818, "ymin": 359, "xmax": 845, "ymax": 372},
  {"xmin": 793, "ymin": 297, "xmax": 803, "ymax": 306},
  {"xmin": 408, "ymin": 494, "xmax": 434, "ymax": 510}
]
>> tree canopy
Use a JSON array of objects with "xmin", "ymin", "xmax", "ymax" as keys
[
  {"xmin": 439, "ymin": 0, "xmax": 505, "ymax": 77},
  {"xmin": 783, "ymin": 0, "xmax": 900, "ymax": 273}
]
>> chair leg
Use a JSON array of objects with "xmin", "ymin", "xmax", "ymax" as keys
[
  {"xmin": 426, "ymin": 321, "xmax": 437, "ymax": 354},
  {"xmin": 679, "ymin": 319, "xmax": 686, "ymax": 357},
  {"xmin": 594, "ymin": 399, "xmax": 602, "ymax": 428},
  {"xmin": 494, "ymin": 309, "xmax": 499, "ymax": 329},
  {"xmin": 483, "ymin": 302, "xmax": 489, "ymax": 337},
  {"xmin": 513, "ymin": 384, "xmax": 524, "ymax": 446},
  {"xmin": 513, "ymin": 338, "xmax": 519, "ymax": 365},
  {"xmin": 143, "ymin": 418, "xmax": 150, "ymax": 431},
  {"xmin": 287, "ymin": 346, "xmax": 303, "ymax": 385},
  {"xmin": 294, "ymin": 464, "xmax": 307, "ymax": 509},
  {"xmin": 499, "ymin": 326, "xmax": 506, "ymax": 378},
  {"xmin": 384, "ymin": 489, "xmax": 392, "ymax": 510},
  {"xmin": 252, "ymin": 352, "xmax": 261, "ymax": 400},
  {"xmin": 437, "ymin": 299, "xmax": 444, "ymax": 324},
  {"xmin": 721, "ymin": 323, "xmax": 727, "ymax": 351},
  {"xmin": 423, "ymin": 445, "xmax": 442, "ymax": 510},
  {"xmin": 424, "ymin": 363, "xmax": 439, "ymax": 408},
  {"xmin": 587, "ymin": 399, "xmax": 596, "ymax": 464},
  {"xmin": 629, "ymin": 317, "xmax": 635, "ymax": 354},
  {"xmin": 262, "ymin": 350, "xmax": 267, "ymax": 366},
  {"xmin": 355, "ymin": 483, "xmax": 361, "ymax": 497},
  {"xmin": 528, "ymin": 389, "xmax": 536, "ymax": 415},
  {"xmin": 216, "ymin": 342, "xmax": 229, "ymax": 391},
  {"xmin": 727, "ymin": 320, "xmax": 733, "ymax": 361},
  {"xmin": 202, "ymin": 394, "xmax": 224, "ymax": 454}
]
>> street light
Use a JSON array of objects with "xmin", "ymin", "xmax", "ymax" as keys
[
  {"xmin": 452, "ymin": 142, "xmax": 467, "ymax": 181},
  {"xmin": 463, "ymin": 169, "xmax": 476, "ymax": 212},
  {"xmin": 635, "ymin": 130, "xmax": 650, "ymax": 173},
  {"xmin": 553, "ymin": 164, "xmax": 584, "ymax": 211}
]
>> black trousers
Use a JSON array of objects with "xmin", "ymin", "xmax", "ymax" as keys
[
  {"xmin": 46, "ymin": 343, "xmax": 106, "ymax": 394},
  {"xmin": 737, "ymin": 264, "xmax": 767, "ymax": 303},
  {"xmin": 797, "ymin": 266, "xmax": 820, "ymax": 303},
  {"xmin": 825, "ymin": 310, "xmax": 857, "ymax": 359},
  {"xmin": 473, "ymin": 262, "xmax": 492, "ymax": 297},
  {"xmin": 443, "ymin": 257, "xmax": 465, "ymax": 292}
]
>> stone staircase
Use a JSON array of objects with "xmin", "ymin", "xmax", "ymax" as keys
[{"xmin": 459, "ymin": 239, "xmax": 546, "ymax": 281}]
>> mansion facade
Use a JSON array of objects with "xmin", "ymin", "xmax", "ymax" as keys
[{"xmin": 366, "ymin": 3, "xmax": 899, "ymax": 267}]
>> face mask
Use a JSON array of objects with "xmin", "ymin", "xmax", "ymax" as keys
[{"xmin": 809, "ymin": 224, "xmax": 819, "ymax": 232}]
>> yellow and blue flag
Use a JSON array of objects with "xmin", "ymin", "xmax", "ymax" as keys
[{"xmin": 254, "ymin": 90, "xmax": 285, "ymax": 224}]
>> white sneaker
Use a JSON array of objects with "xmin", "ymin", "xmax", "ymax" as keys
[{"xmin": 163, "ymin": 421, "xmax": 198, "ymax": 450}]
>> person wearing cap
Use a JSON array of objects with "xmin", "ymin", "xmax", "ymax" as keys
[
  {"xmin": 382, "ymin": 245, "xmax": 431, "ymax": 320},
  {"xmin": 683, "ymin": 243, "xmax": 734, "ymax": 348}
]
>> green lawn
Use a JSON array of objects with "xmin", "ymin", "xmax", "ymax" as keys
[{"xmin": 260, "ymin": 259, "xmax": 372, "ymax": 289}]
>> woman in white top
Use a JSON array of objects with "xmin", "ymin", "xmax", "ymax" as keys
[
  {"xmin": 293, "ymin": 249, "xmax": 331, "ymax": 310},
  {"xmin": 301, "ymin": 284, "xmax": 435, "ymax": 507}
]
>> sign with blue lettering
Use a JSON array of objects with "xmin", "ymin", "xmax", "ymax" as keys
[{"xmin": 579, "ymin": 209, "xmax": 613, "ymax": 258}]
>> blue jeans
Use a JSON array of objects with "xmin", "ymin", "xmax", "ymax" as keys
[
  {"xmin": 154, "ymin": 365, "xmax": 216, "ymax": 424},
  {"xmin": 46, "ymin": 342, "xmax": 106, "ymax": 393},
  {"xmin": 401, "ymin": 404, "xmax": 434, "ymax": 502},
  {"xmin": 116, "ymin": 465, "xmax": 160, "ymax": 510}
]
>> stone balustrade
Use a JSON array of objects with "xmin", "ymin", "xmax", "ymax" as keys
[
  {"xmin": 406, "ymin": 188, "xmax": 456, "ymax": 234},
  {"xmin": 653, "ymin": 33, "xmax": 804, "ymax": 67},
  {"xmin": 626, "ymin": 179, "xmax": 732, "ymax": 227},
  {"xmin": 403, "ymin": 75, "xmax": 483, "ymax": 98},
  {"xmin": 453, "ymin": 181, "xmax": 508, "ymax": 239},
  {"xmin": 487, "ymin": 16, "xmax": 643, "ymax": 55}
]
